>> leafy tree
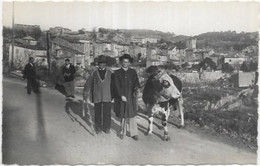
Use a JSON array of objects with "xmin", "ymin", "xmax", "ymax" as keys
[
  {"xmin": 14, "ymin": 28, "xmax": 27, "ymax": 38},
  {"xmin": 222, "ymin": 63, "xmax": 234, "ymax": 73},
  {"xmin": 31, "ymin": 27, "xmax": 42, "ymax": 40},
  {"xmin": 240, "ymin": 61, "xmax": 250, "ymax": 72},
  {"xmin": 3, "ymin": 26, "xmax": 12, "ymax": 38},
  {"xmin": 203, "ymin": 57, "xmax": 217, "ymax": 70},
  {"xmin": 181, "ymin": 62, "xmax": 189, "ymax": 69},
  {"xmin": 250, "ymin": 61, "xmax": 258, "ymax": 71},
  {"xmin": 174, "ymin": 41, "xmax": 186, "ymax": 50}
]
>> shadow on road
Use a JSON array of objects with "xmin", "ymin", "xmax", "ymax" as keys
[
  {"xmin": 36, "ymin": 93, "xmax": 47, "ymax": 143},
  {"xmin": 55, "ymin": 84, "xmax": 67, "ymax": 96},
  {"xmin": 35, "ymin": 93, "xmax": 51, "ymax": 162},
  {"xmin": 65, "ymin": 98, "xmax": 96, "ymax": 136}
]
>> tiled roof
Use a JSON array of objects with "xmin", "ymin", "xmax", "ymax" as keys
[
  {"xmin": 22, "ymin": 36, "xmax": 36, "ymax": 41},
  {"xmin": 14, "ymin": 44, "xmax": 46, "ymax": 51}
]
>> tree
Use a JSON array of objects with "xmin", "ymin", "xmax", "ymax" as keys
[
  {"xmin": 203, "ymin": 57, "xmax": 217, "ymax": 70},
  {"xmin": 249, "ymin": 61, "xmax": 258, "ymax": 71},
  {"xmin": 14, "ymin": 28, "xmax": 27, "ymax": 38},
  {"xmin": 181, "ymin": 62, "xmax": 189, "ymax": 69},
  {"xmin": 31, "ymin": 27, "xmax": 42, "ymax": 40},
  {"xmin": 3, "ymin": 26, "xmax": 12, "ymax": 38},
  {"xmin": 240, "ymin": 61, "xmax": 250, "ymax": 72},
  {"xmin": 222, "ymin": 63, "xmax": 234, "ymax": 73}
]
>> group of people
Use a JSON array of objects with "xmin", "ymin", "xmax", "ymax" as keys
[
  {"xmin": 23, "ymin": 54, "xmax": 141, "ymax": 141},
  {"xmin": 83, "ymin": 54, "xmax": 140, "ymax": 140}
]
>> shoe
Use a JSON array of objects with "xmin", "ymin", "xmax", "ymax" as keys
[
  {"xmin": 119, "ymin": 130, "xmax": 124, "ymax": 140},
  {"xmin": 104, "ymin": 130, "xmax": 110, "ymax": 134},
  {"xmin": 96, "ymin": 130, "xmax": 102, "ymax": 134},
  {"xmin": 95, "ymin": 127, "xmax": 102, "ymax": 134},
  {"xmin": 132, "ymin": 135, "xmax": 138, "ymax": 141}
]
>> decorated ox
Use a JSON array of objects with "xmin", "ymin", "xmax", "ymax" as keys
[{"xmin": 142, "ymin": 66, "xmax": 184, "ymax": 141}]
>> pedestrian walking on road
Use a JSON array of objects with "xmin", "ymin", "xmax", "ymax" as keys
[
  {"xmin": 113, "ymin": 54, "xmax": 140, "ymax": 140},
  {"xmin": 83, "ymin": 55, "xmax": 114, "ymax": 134},
  {"xmin": 62, "ymin": 59, "xmax": 76, "ymax": 98},
  {"xmin": 23, "ymin": 57, "xmax": 40, "ymax": 94}
]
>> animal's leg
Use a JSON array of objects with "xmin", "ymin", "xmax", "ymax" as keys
[
  {"xmin": 177, "ymin": 96, "xmax": 185, "ymax": 127},
  {"xmin": 162, "ymin": 111, "xmax": 170, "ymax": 141},
  {"xmin": 147, "ymin": 116, "xmax": 154, "ymax": 134}
]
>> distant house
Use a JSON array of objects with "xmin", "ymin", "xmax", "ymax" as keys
[
  {"xmin": 224, "ymin": 57, "xmax": 247, "ymax": 65},
  {"xmin": 51, "ymin": 37, "xmax": 90, "ymax": 68},
  {"xmin": 103, "ymin": 49, "xmax": 115, "ymax": 57},
  {"xmin": 143, "ymin": 37, "xmax": 158, "ymax": 44},
  {"xmin": 22, "ymin": 36, "xmax": 37, "ymax": 46},
  {"xmin": 229, "ymin": 72, "xmax": 256, "ymax": 87},
  {"xmin": 49, "ymin": 27, "xmax": 72, "ymax": 35},
  {"xmin": 8, "ymin": 44, "xmax": 47, "ymax": 70},
  {"xmin": 131, "ymin": 36, "xmax": 158, "ymax": 44},
  {"xmin": 15, "ymin": 36, "xmax": 37, "ymax": 46},
  {"xmin": 131, "ymin": 36, "xmax": 143, "ymax": 44},
  {"xmin": 146, "ymin": 45, "xmax": 169, "ymax": 67},
  {"xmin": 186, "ymin": 38, "xmax": 197, "ymax": 49}
]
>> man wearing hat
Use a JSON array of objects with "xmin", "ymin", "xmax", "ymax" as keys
[
  {"xmin": 62, "ymin": 58, "xmax": 76, "ymax": 98},
  {"xmin": 83, "ymin": 55, "xmax": 113, "ymax": 134},
  {"xmin": 113, "ymin": 54, "xmax": 140, "ymax": 140}
]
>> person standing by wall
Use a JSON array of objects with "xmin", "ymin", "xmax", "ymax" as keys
[
  {"xmin": 114, "ymin": 54, "xmax": 140, "ymax": 140},
  {"xmin": 83, "ymin": 55, "xmax": 113, "ymax": 134},
  {"xmin": 23, "ymin": 57, "xmax": 40, "ymax": 94},
  {"xmin": 62, "ymin": 58, "xmax": 76, "ymax": 98}
]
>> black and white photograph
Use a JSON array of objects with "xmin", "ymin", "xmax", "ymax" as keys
[{"xmin": 2, "ymin": 0, "xmax": 259, "ymax": 165}]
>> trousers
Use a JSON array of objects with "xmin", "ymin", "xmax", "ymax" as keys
[
  {"xmin": 121, "ymin": 117, "xmax": 138, "ymax": 137},
  {"xmin": 94, "ymin": 102, "xmax": 111, "ymax": 132},
  {"xmin": 27, "ymin": 78, "xmax": 40, "ymax": 94},
  {"xmin": 64, "ymin": 81, "xmax": 75, "ymax": 96}
]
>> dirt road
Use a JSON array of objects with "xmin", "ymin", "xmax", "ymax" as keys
[{"xmin": 2, "ymin": 77, "xmax": 257, "ymax": 165}]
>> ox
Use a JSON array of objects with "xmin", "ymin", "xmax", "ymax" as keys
[{"xmin": 142, "ymin": 66, "xmax": 184, "ymax": 141}]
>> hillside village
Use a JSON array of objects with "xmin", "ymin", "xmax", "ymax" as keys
[
  {"xmin": 3, "ymin": 24, "xmax": 259, "ymax": 84},
  {"xmin": 2, "ymin": 24, "xmax": 259, "ymax": 150}
]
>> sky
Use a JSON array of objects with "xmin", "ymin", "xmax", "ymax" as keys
[{"xmin": 2, "ymin": 1, "xmax": 260, "ymax": 36}]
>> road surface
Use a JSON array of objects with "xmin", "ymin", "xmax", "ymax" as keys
[{"xmin": 2, "ymin": 77, "xmax": 257, "ymax": 165}]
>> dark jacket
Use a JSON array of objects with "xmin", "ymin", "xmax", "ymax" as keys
[
  {"xmin": 23, "ymin": 63, "xmax": 37, "ymax": 80},
  {"xmin": 62, "ymin": 64, "xmax": 76, "ymax": 82},
  {"xmin": 113, "ymin": 68, "xmax": 140, "ymax": 118}
]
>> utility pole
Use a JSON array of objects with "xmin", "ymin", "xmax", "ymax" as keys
[
  {"xmin": 46, "ymin": 31, "xmax": 51, "ymax": 76},
  {"xmin": 11, "ymin": 1, "xmax": 15, "ymax": 71}
]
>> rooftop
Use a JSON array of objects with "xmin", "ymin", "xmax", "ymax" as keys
[
  {"xmin": 22, "ymin": 36, "xmax": 36, "ymax": 41},
  {"xmin": 14, "ymin": 43, "xmax": 46, "ymax": 51}
]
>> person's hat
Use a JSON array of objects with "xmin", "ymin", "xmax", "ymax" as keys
[
  {"xmin": 97, "ymin": 55, "xmax": 107, "ymax": 63},
  {"xmin": 146, "ymin": 65, "xmax": 160, "ymax": 76},
  {"xmin": 65, "ymin": 58, "xmax": 70, "ymax": 62},
  {"xmin": 119, "ymin": 54, "xmax": 133, "ymax": 63}
]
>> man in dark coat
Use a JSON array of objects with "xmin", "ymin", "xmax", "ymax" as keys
[
  {"xmin": 114, "ymin": 54, "xmax": 140, "ymax": 140},
  {"xmin": 83, "ymin": 55, "xmax": 113, "ymax": 134},
  {"xmin": 23, "ymin": 57, "xmax": 40, "ymax": 94},
  {"xmin": 62, "ymin": 59, "xmax": 76, "ymax": 98}
]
